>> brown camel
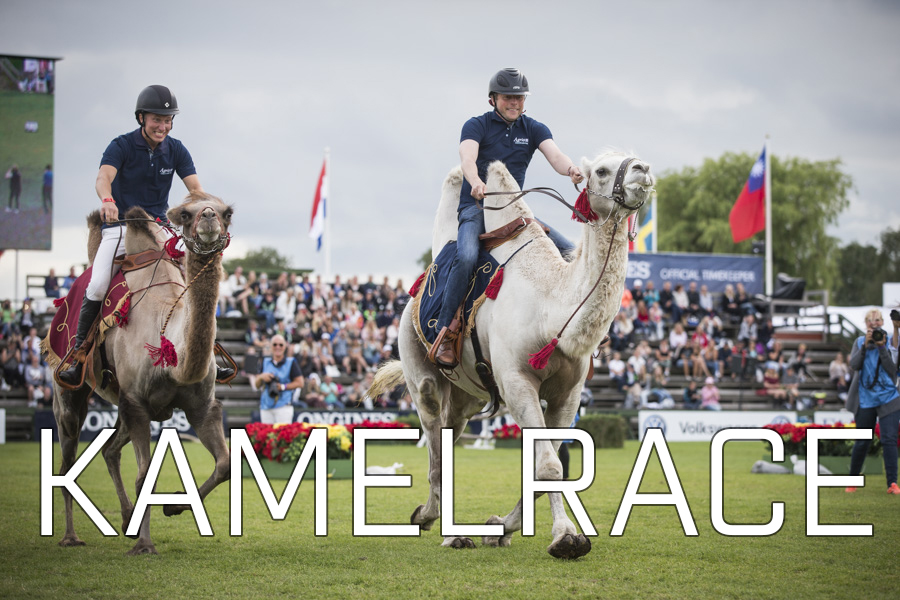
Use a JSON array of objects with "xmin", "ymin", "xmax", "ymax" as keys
[{"xmin": 48, "ymin": 193, "xmax": 233, "ymax": 555}]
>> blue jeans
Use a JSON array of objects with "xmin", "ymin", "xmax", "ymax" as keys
[
  {"xmin": 436, "ymin": 204, "xmax": 574, "ymax": 330},
  {"xmin": 850, "ymin": 405, "xmax": 900, "ymax": 487}
]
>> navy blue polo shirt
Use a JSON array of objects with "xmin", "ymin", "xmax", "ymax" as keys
[
  {"xmin": 99, "ymin": 128, "xmax": 197, "ymax": 227},
  {"xmin": 458, "ymin": 111, "xmax": 552, "ymax": 211}
]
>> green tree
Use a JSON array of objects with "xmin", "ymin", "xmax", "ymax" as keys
[
  {"xmin": 834, "ymin": 242, "xmax": 882, "ymax": 305},
  {"xmin": 656, "ymin": 152, "xmax": 852, "ymax": 290},
  {"xmin": 417, "ymin": 248, "xmax": 432, "ymax": 271},
  {"xmin": 223, "ymin": 246, "xmax": 293, "ymax": 273}
]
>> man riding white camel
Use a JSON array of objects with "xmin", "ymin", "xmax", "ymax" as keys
[
  {"xmin": 427, "ymin": 68, "xmax": 584, "ymax": 369},
  {"xmin": 59, "ymin": 85, "xmax": 233, "ymax": 385}
]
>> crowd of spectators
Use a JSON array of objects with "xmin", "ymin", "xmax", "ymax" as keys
[
  {"xmin": 221, "ymin": 269, "xmax": 413, "ymax": 410},
  {"xmin": 601, "ymin": 279, "xmax": 840, "ymax": 410}
]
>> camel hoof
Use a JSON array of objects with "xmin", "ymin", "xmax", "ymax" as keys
[
  {"xmin": 126, "ymin": 541, "xmax": 158, "ymax": 556},
  {"xmin": 410, "ymin": 504, "xmax": 435, "ymax": 531},
  {"xmin": 58, "ymin": 536, "xmax": 86, "ymax": 547},
  {"xmin": 442, "ymin": 537, "xmax": 476, "ymax": 549},
  {"xmin": 547, "ymin": 533, "xmax": 592, "ymax": 560},
  {"xmin": 481, "ymin": 515, "xmax": 509, "ymax": 547}
]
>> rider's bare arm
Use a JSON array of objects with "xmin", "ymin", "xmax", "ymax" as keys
[
  {"xmin": 183, "ymin": 174, "xmax": 204, "ymax": 195},
  {"xmin": 96, "ymin": 164, "xmax": 119, "ymax": 223},
  {"xmin": 459, "ymin": 139, "xmax": 486, "ymax": 200},
  {"xmin": 538, "ymin": 139, "xmax": 584, "ymax": 185}
]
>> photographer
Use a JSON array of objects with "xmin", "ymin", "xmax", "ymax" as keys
[
  {"xmin": 845, "ymin": 309, "xmax": 900, "ymax": 495},
  {"xmin": 255, "ymin": 334, "xmax": 304, "ymax": 424}
]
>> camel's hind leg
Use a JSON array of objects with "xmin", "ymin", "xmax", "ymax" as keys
[
  {"xmin": 407, "ymin": 366, "xmax": 451, "ymax": 531},
  {"xmin": 52, "ymin": 384, "xmax": 91, "ymax": 547},
  {"xmin": 164, "ymin": 396, "xmax": 230, "ymax": 517},
  {"xmin": 101, "ymin": 413, "xmax": 136, "ymax": 537}
]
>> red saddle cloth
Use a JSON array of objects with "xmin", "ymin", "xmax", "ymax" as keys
[{"xmin": 44, "ymin": 267, "xmax": 130, "ymax": 364}]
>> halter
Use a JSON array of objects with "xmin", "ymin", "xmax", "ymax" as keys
[
  {"xmin": 583, "ymin": 157, "xmax": 646, "ymax": 212},
  {"xmin": 180, "ymin": 208, "xmax": 232, "ymax": 255}
]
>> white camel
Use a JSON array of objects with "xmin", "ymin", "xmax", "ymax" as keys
[{"xmin": 369, "ymin": 151, "xmax": 654, "ymax": 558}]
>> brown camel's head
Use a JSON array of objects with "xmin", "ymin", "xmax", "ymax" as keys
[{"xmin": 167, "ymin": 192, "xmax": 234, "ymax": 255}]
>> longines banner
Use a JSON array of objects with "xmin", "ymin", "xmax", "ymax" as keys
[
  {"xmin": 638, "ymin": 410, "xmax": 797, "ymax": 441},
  {"xmin": 626, "ymin": 252, "xmax": 764, "ymax": 295},
  {"xmin": 34, "ymin": 409, "xmax": 225, "ymax": 442}
]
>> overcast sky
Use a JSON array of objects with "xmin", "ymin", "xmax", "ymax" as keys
[{"xmin": 2, "ymin": 0, "xmax": 899, "ymax": 301}]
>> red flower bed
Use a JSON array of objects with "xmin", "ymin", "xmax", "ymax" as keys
[
  {"xmin": 763, "ymin": 421, "xmax": 898, "ymax": 457},
  {"xmin": 492, "ymin": 423, "xmax": 522, "ymax": 440}
]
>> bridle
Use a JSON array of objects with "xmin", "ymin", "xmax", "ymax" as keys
[
  {"xmin": 481, "ymin": 156, "xmax": 647, "ymax": 222},
  {"xmin": 179, "ymin": 207, "xmax": 232, "ymax": 255}
]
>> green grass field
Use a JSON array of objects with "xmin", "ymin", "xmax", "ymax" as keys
[{"xmin": 0, "ymin": 438, "xmax": 895, "ymax": 599}]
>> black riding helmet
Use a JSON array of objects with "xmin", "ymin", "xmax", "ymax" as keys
[
  {"xmin": 488, "ymin": 68, "xmax": 530, "ymax": 97},
  {"xmin": 134, "ymin": 85, "xmax": 179, "ymax": 126}
]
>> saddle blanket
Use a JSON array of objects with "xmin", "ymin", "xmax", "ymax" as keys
[
  {"xmin": 413, "ymin": 241, "xmax": 499, "ymax": 345},
  {"xmin": 44, "ymin": 267, "xmax": 130, "ymax": 364}
]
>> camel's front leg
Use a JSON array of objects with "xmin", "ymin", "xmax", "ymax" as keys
[
  {"xmin": 118, "ymin": 396, "xmax": 157, "ymax": 556},
  {"xmin": 408, "ymin": 372, "xmax": 448, "ymax": 531},
  {"xmin": 164, "ymin": 397, "xmax": 230, "ymax": 517},
  {"xmin": 101, "ymin": 415, "xmax": 136, "ymax": 537}
]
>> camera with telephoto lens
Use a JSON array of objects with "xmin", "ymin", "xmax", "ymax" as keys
[
  {"xmin": 871, "ymin": 328, "xmax": 887, "ymax": 343},
  {"xmin": 268, "ymin": 381, "xmax": 283, "ymax": 399},
  {"xmin": 891, "ymin": 309, "xmax": 900, "ymax": 322}
]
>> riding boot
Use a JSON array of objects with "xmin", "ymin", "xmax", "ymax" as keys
[
  {"xmin": 58, "ymin": 297, "xmax": 103, "ymax": 386},
  {"xmin": 428, "ymin": 316, "xmax": 462, "ymax": 369}
]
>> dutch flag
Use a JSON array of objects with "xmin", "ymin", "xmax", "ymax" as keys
[{"xmin": 309, "ymin": 158, "xmax": 327, "ymax": 251}]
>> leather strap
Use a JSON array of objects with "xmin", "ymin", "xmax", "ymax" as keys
[
  {"xmin": 115, "ymin": 249, "xmax": 179, "ymax": 273},
  {"xmin": 479, "ymin": 217, "xmax": 549, "ymax": 251}
]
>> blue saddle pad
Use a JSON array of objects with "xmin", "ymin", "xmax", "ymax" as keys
[{"xmin": 415, "ymin": 241, "xmax": 499, "ymax": 345}]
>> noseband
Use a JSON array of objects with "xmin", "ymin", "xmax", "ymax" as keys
[{"xmin": 181, "ymin": 208, "xmax": 231, "ymax": 255}]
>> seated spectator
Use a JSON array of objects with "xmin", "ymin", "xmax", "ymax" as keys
[
  {"xmin": 1, "ymin": 334, "xmax": 25, "ymax": 388},
  {"xmin": 702, "ymin": 342, "xmax": 719, "ymax": 380},
  {"xmin": 788, "ymin": 343, "xmax": 815, "ymax": 382},
  {"xmin": 319, "ymin": 374, "xmax": 344, "ymax": 408},
  {"xmin": 828, "ymin": 351, "xmax": 850, "ymax": 401},
  {"xmin": 274, "ymin": 287, "xmax": 297, "ymax": 322},
  {"xmin": 683, "ymin": 380, "xmax": 701, "ymax": 409},
  {"xmin": 609, "ymin": 310, "xmax": 634, "ymax": 351},
  {"xmin": 737, "ymin": 314, "xmax": 758, "ymax": 345},
  {"xmin": 781, "ymin": 366, "xmax": 803, "ymax": 409},
  {"xmin": 244, "ymin": 318, "xmax": 265, "ymax": 349},
  {"xmin": 698, "ymin": 284, "xmax": 714, "ymax": 315},
  {"xmin": 634, "ymin": 300, "xmax": 650, "ymax": 337},
  {"xmin": 1, "ymin": 299, "xmax": 17, "ymax": 337},
  {"xmin": 757, "ymin": 317, "xmax": 774, "ymax": 349},
  {"xmin": 24, "ymin": 354, "xmax": 52, "ymax": 407},
  {"xmin": 22, "ymin": 327, "xmax": 42, "ymax": 364},
  {"xmin": 235, "ymin": 270, "xmax": 258, "ymax": 315},
  {"xmin": 765, "ymin": 340, "xmax": 785, "ymax": 374},
  {"xmin": 686, "ymin": 281, "xmax": 701, "ymax": 318},
  {"xmin": 302, "ymin": 373, "xmax": 326, "ymax": 408},
  {"xmin": 720, "ymin": 284, "xmax": 742, "ymax": 324},
  {"xmin": 623, "ymin": 362, "xmax": 642, "ymax": 409},
  {"xmin": 608, "ymin": 351, "xmax": 626, "ymax": 392},
  {"xmin": 640, "ymin": 364, "xmax": 675, "ymax": 408},
  {"xmin": 700, "ymin": 377, "xmax": 721, "ymax": 410},
  {"xmin": 654, "ymin": 338, "xmax": 672, "ymax": 377},
  {"xmin": 631, "ymin": 279, "xmax": 644, "ymax": 305},
  {"xmin": 669, "ymin": 322, "xmax": 688, "ymax": 362},
  {"xmin": 61, "ymin": 266, "xmax": 78, "ymax": 296},
  {"xmin": 658, "ymin": 281, "xmax": 675, "ymax": 322},
  {"xmin": 256, "ymin": 290, "xmax": 277, "ymax": 331},
  {"xmin": 648, "ymin": 302, "xmax": 664, "ymax": 341},
  {"xmin": 760, "ymin": 367, "xmax": 796, "ymax": 409},
  {"xmin": 735, "ymin": 282, "xmax": 754, "ymax": 315},
  {"xmin": 643, "ymin": 280, "xmax": 659, "ymax": 307},
  {"xmin": 44, "ymin": 268, "xmax": 60, "ymax": 299},
  {"xmin": 672, "ymin": 283, "xmax": 688, "ymax": 324},
  {"xmin": 627, "ymin": 344, "xmax": 648, "ymax": 385}
]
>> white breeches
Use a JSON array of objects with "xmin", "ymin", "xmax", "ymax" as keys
[{"xmin": 86, "ymin": 226, "xmax": 178, "ymax": 301}]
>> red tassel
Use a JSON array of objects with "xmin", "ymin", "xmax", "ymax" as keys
[
  {"xmin": 114, "ymin": 294, "xmax": 131, "ymax": 327},
  {"xmin": 408, "ymin": 271, "xmax": 426, "ymax": 297},
  {"xmin": 145, "ymin": 334, "xmax": 178, "ymax": 367},
  {"xmin": 164, "ymin": 235, "xmax": 185, "ymax": 259},
  {"xmin": 485, "ymin": 267, "xmax": 504, "ymax": 300},
  {"xmin": 528, "ymin": 338, "xmax": 558, "ymax": 370},
  {"xmin": 572, "ymin": 188, "xmax": 598, "ymax": 222},
  {"xmin": 53, "ymin": 296, "xmax": 65, "ymax": 307}
]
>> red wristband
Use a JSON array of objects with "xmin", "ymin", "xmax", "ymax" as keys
[{"xmin": 102, "ymin": 197, "xmax": 115, "ymax": 203}]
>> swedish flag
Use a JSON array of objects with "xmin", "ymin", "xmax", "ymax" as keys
[{"xmin": 635, "ymin": 204, "xmax": 654, "ymax": 253}]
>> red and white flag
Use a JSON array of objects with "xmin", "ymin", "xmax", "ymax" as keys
[{"xmin": 309, "ymin": 158, "xmax": 327, "ymax": 251}]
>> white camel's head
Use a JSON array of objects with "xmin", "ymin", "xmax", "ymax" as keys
[
  {"xmin": 167, "ymin": 192, "xmax": 234, "ymax": 255},
  {"xmin": 579, "ymin": 152, "xmax": 654, "ymax": 220}
]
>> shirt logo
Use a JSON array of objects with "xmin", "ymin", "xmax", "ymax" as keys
[
  {"xmin": 513, "ymin": 137, "xmax": 529, "ymax": 145},
  {"xmin": 159, "ymin": 167, "xmax": 174, "ymax": 175}
]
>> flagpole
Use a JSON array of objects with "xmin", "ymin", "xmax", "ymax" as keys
[
  {"xmin": 764, "ymin": 136, "xmax": 772, "ymax": 296},
  {"xmin": 651, "ymin": 190, "xmax": 658, "ymax": 253},
  {"xmin": 324, "ymin": 147, "xmax": 332, "ymax": 284}
]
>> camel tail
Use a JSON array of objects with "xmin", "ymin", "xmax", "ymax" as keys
[{"xmin": 367, "ymin": 360, "xmax": 406, "ymax": 400}]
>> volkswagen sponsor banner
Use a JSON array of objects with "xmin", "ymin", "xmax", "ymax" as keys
[
  {"xmin": 639, "ymin": 410, "xmax": 797, "ymax": 441},
  {"xmin": 626, "ymin": 252, "xmax": 764, "ymax": 295},
  {"xmin": 813, "ymin": 410, "xmax": 855, "ymax": 425},
  {"xmin": 34, "ymin": 409, "xmax": 226, "ymax": 442}
]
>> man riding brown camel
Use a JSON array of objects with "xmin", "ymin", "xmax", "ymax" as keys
[{"xmin": 59, "ymin": 85, "xmax": 233, "ymax": 385}]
